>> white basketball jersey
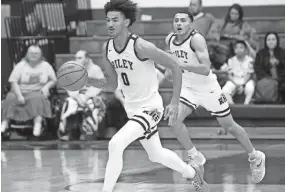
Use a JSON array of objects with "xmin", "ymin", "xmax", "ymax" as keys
[
  {"xmin": 106, "ymin": 34, "xmax": 160, "ymax": 108},
  {"xmin": 169, "ymin": 30, "xmax": 217, "ymax": 88}
]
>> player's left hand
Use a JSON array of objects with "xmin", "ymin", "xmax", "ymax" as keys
[{"xmin": 164, "ymin": 102, "xmax": 179, "ymax": 126}]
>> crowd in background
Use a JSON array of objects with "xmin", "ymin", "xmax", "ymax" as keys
[
  {"xmin": 1, "ymin": 0, "xmax": 285, "ymax": 140},
  {"xmin": 188, "ymin": 0, "xmax": 285, "ymax": 105}
]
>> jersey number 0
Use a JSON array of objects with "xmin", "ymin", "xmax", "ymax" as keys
[{"xmin": 121, "ymin": 72, "xmax": 130, "ymax": 86}]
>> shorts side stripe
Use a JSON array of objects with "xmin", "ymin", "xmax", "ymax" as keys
[
  {"xmin": 137, "ymin": 136, "xmax": 145, "ymax": 140},
  {"xmin": 134, "ymin": 115, "xmax": 150, "ymax": 130},
  {"xmin": 211, "ymin": 106, "xmax": 231, "ymax": 117},
  {"xmin": 180, "ymin": 96, "xmax": 198, "ymax": 108},
  {"xmin": 150, "ymin": 125, "xmax": 157, "ymax": 130},
  {"xmin": 138, "ymin": 129, "xmax": 158, "ymax": 140},
  {"xmin": 129, "ymin": 118, "xmax": 147, "ymax": 131},
  {"xmin": 211, "ymin": 107, "xmax": 230, "ymax": 115},
  {"xmin": 146, "ymin": 129, "xmax": 158, "ymax": 139},
  {"xmin": 212, "ymin": 111, "xmax": 231, "ymax": 118},
  {"xmin": 137, "ymin": 126, "xmax": 158, "ymax": 140}
]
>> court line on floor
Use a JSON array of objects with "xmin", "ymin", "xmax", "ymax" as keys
[
  {"xmin": 63, "ymin": 150, "xmax": 247, "ymax": 191},
  {"xmin": 63, "ymin": 183, "xmax": 285, "ymax": 192},
  {"xmin": 63, "ymin": 143, "xmax": 285, "ymax": 191}
]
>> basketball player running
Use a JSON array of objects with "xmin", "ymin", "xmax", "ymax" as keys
[
  {"xmin": 87, "ymin": 0, "xmax": 208, "ymax": 191},
  {"xmin": 164, "ymin": 12, "xmax": 266, "ymax": 184}
]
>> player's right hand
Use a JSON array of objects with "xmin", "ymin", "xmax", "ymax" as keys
[{"xmin": 164, "ymin": 102, "xmax": 178, "ymax": 126}]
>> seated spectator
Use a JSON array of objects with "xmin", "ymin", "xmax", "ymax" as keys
[
  {"xmin": 59, "ymin": 50, "xmax": 107, "ymax": 140},
  {"xmin": 220, "ymin": 40, "xmax": 255, "ymax": 104},
  {"xmin": 207, "ymin": 4, "xmax": 258, "ymax": 69},
  {"xmin": 1, "ymin": 45, "xmax": 57, "ymax": 136},
  {"xmin": 254, "ymin": 32, "xmax": 285, "ymax": 104},
  {"xmin": 188, "ymin": 0, "xmax": 215, "ymax": 37}
]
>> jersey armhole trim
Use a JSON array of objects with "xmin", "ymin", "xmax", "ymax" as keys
[
  {"xmin": 132, "ymin": 35, "xmax": 149, "ymax": 62},
  {"xmin": 105, "ymin": 39, "xmax": 110, "ymax": 58},
  {"xmin": 168, "ymin": 33, "xmax": 175, "ymax": 48},
  {"xmin": 189, "ymin": 30, "xmax": 198, "ymax": 52}
]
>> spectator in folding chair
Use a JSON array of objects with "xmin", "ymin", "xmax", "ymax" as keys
[
  {"xmin": 58, "ymin": 50, "xmax": 107, "ymax": 140},
  {"xmin": 1, "ymin": 45, "xmax": 57, "ymax": 136}
]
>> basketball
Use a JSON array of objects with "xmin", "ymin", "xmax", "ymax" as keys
[{"xmin": 57, "ymin": 61, "xmax": 88, "ymax": 91}]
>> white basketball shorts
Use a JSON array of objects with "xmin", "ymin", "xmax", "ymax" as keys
[{"xmin": 180, "ymin": 82, "xmax": 231, "ymax": 118}]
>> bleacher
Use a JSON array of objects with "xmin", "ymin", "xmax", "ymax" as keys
[
  {"xmin": 54, "ymin": 11, "xmax": 285, "ymax": 139},
  {"xmin": 4, "ymin": 0, "xmax": 285, "ymax": 139}
]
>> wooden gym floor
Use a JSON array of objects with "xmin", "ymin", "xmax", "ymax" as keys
[{"xmin": 2, "ymin": 139, "xmax": 285, "ymax": 192}]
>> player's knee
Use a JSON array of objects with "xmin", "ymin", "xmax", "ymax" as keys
[
  {"xmin": 108, "ymin": 138, "xmax": 124, "ymax": 154},
  {"xmin": 219, "ymin": 117, "xmax": 236, "ymax": 132},
  {"xmin": 223, "ymin": 121, "xmax": 242, "ymax": 135},
  {"xmin": 147, "ymin": 150, "xmax": 160, "ymax": 163},
  {"xmin": 148, "ymin": 154, "xmax": 159, "ymax": 163},
  {"xmin": 225, "ymin": 124, "xmax": 235, "ymax": 134}
]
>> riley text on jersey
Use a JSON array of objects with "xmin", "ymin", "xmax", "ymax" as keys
[{"xmin": 111, "ymin": 59, "xmax": 134, "ymax": 70}]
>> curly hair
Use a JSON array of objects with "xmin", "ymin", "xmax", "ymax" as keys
[{"xmin": 104, "ymin": 0, "xmax": 137, "ymax": 27}]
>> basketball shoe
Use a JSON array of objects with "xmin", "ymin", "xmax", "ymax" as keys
[
  {"xmin": 188, "ymin": 163, "xmax": 209, "ymax": 192},
  {"xmin": 249, "ymin": 150, "xmax": 266, "ymax": 184}
]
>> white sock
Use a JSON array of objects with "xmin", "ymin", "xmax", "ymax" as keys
[
  {"xmin": 33, "ymin": 122, "xmax": 42, "ymax": 136},
  {"xmin": 102, "ymin": 121, "xmax": 144, "ymax": 192},
  {"xmin": 155, "ymin": 148, "xmax": 196, "ymax": 179},
  {"xmin": 103, "ymin": 146, "xmax": 124, "ymax": 192},
  {"xmin": 248, "ymin": 149, "xmax": 257, "ymax": 160},
  {"xmin": 187, "ymin": 147, "xmax": 198, "ymax": 157}
]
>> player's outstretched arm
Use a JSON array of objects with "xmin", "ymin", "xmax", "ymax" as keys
[
  {"xmin": 87, "ymin": 42, "xmax": 118, "ymax": 92},
  {"xmin": 135, "ymin": 38, "xmax": 182, "ymax": 125},
  {"xmin": 183, "ymin": 34, "xmax": 211, "ymax": 76}
]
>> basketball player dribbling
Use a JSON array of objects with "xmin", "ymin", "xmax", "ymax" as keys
[
  {"xmin": 87, "ymin": 0, "xmax": 208, "ymax": 191},
  {"xmin": 164, "ymin": 12, "xmax": 266, "ymax": 184}
]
